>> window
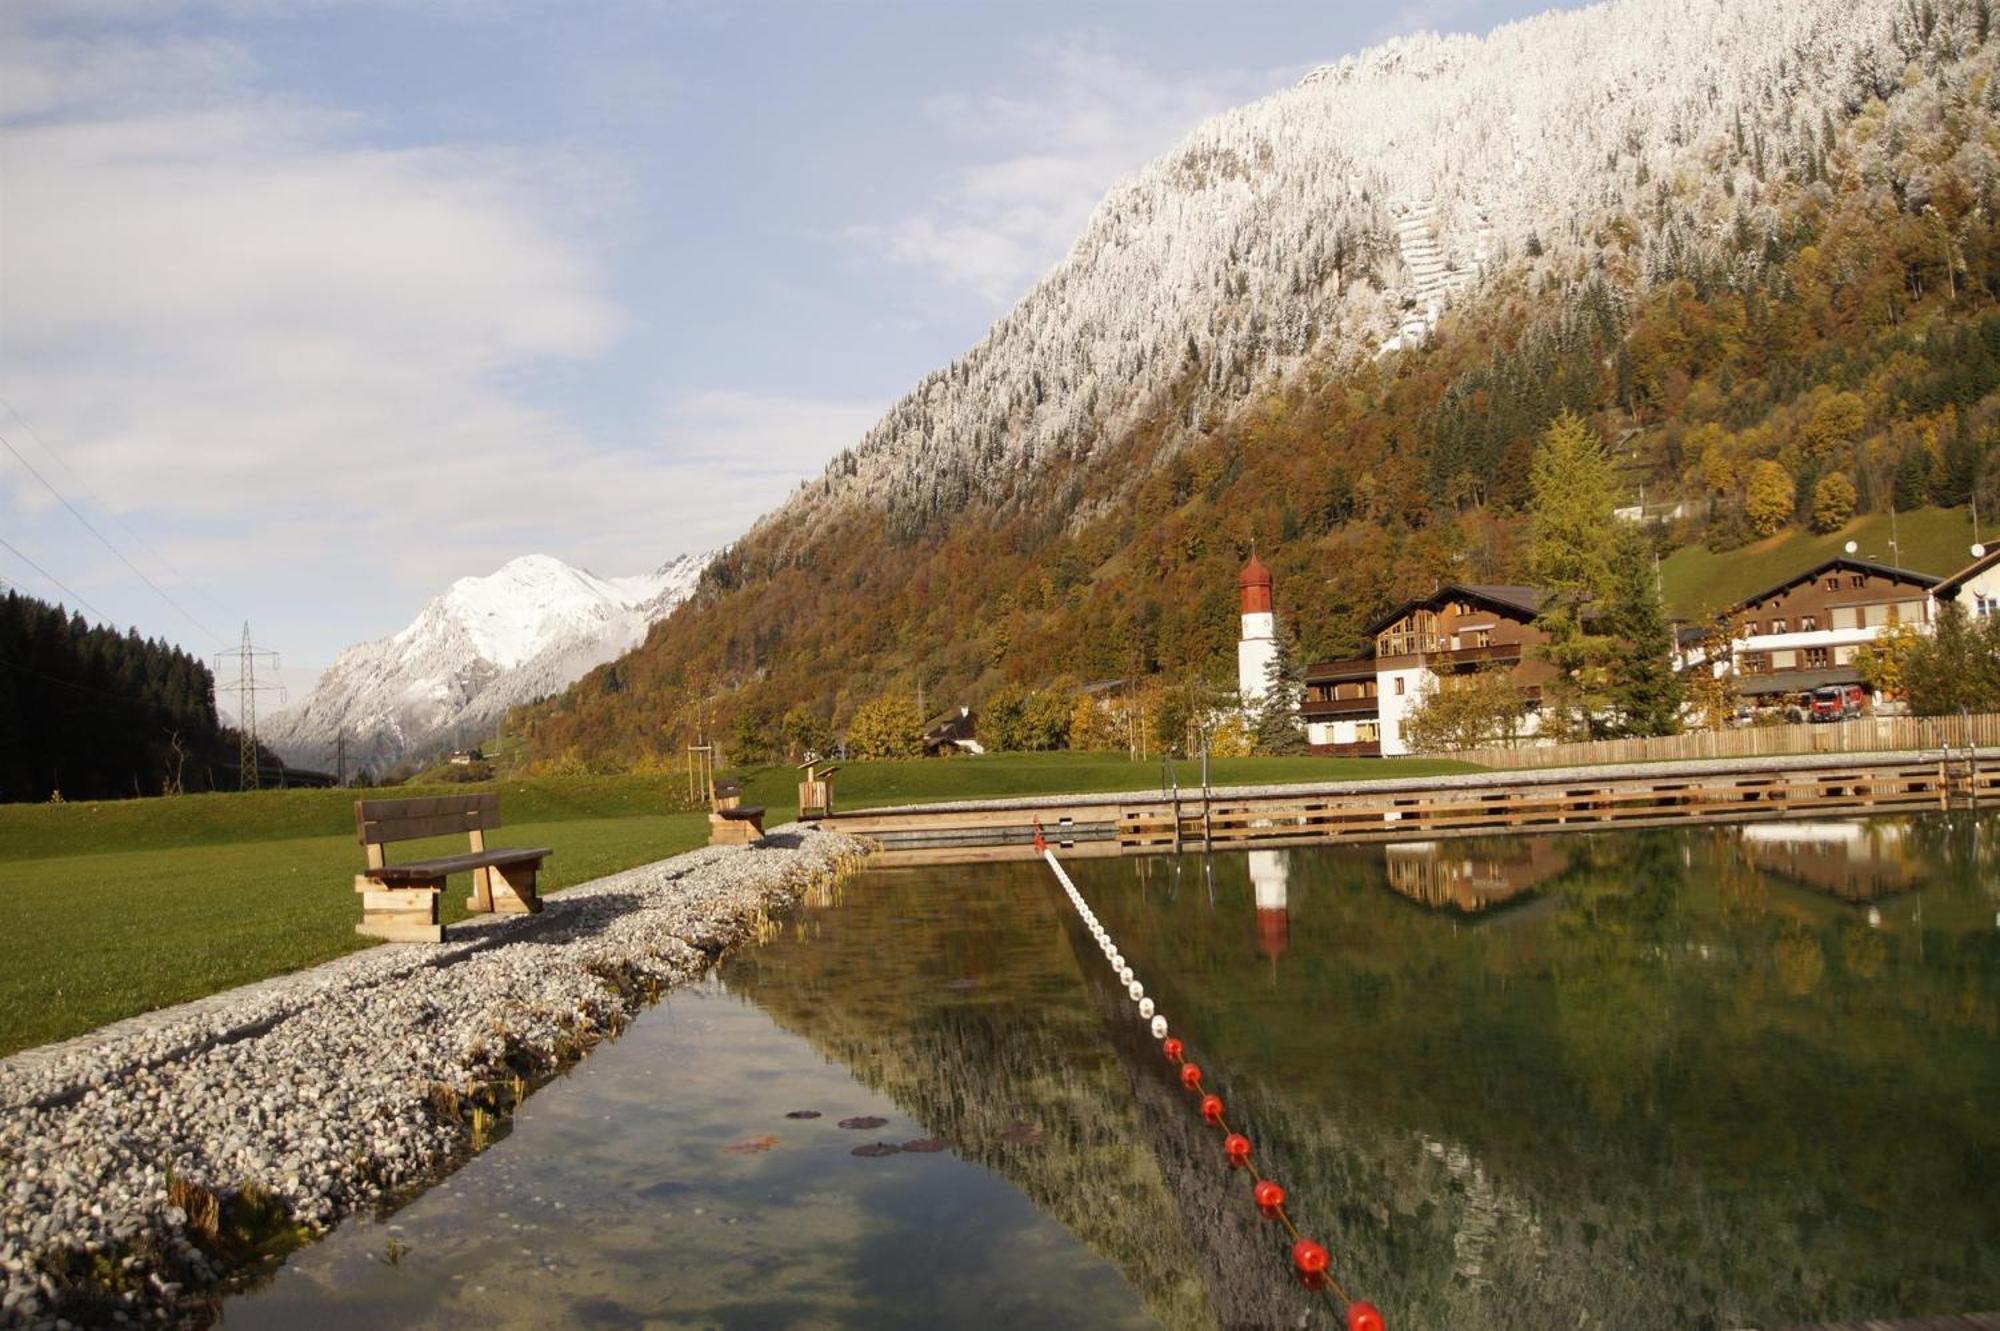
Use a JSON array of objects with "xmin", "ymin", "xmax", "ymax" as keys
[
  {"xmin": 1746, "ymin": 620, "xmax": 1760, "ymax": 635},
  {"xmin": 1770, "ymin": 617, "xmax": 1788, "ymax": 634},
  {"xmin": 1741, "ymin": 652, "xmax": 1771, "ymax": 674},
  {"xmin": 1979, "ymin": 594, "xmax": 1997, "ymax": 619},
  {"xmin": 1804, "ymin": 647, "xmax": 1830, "ymax": 668},
  {"xmin": 1851, "ymin": 575, "xmax": 1866, "ymax": 588},
  {"xmin": 1801, "ymin": 615, "xmax": 1819, "ymax": 631},
  {"xmin": 1825, "ymin": 577, "xmax": 1841, "ymax": 592},
  {"xmin": 1357, "ymin": 722, "xmax": 1380, "ymax": 742},
  {"xmin": 1394, "ymin": 677, "xmax": 1406, "ymax": 696}
]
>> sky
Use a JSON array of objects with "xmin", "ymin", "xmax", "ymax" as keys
[{"xmin": 0, "ymin": 0, "xmax": 1561, "ymax": 703}]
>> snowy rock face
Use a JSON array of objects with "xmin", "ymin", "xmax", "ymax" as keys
[
  {"xmin": 266, "ymin": 552, "xmax": 708, "ymax": 774},
  {"xmin": 781, "ymin": 0, "xmax": 1919, "ymax": 535}
]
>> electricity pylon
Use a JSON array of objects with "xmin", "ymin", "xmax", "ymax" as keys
[{"xmin": 216, "ymin": 622, "xmax": 284, "ymax": 790}]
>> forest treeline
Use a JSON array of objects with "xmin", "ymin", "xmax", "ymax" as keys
[
  {"xmin": 513, "ymin": 29, "xmax": 2000, "ymax": 771},
  {"xmin": 0, "ymin": 591, "xmax": 266, "ymax": 802}
]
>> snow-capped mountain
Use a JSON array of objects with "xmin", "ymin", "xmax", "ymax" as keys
[
  {"xmin": 783, "ymin": 0, "xmax": 1927, "ymax": 535},
  {"xmin": 266, "ymin": 552, "xmax": 708, "ymax": 774}
]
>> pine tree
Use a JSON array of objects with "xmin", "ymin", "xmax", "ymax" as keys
[
  {"xmin": 1253, "ymin": 619, "xmax": 1307, "ymax": 755},
  {"xmin": 1600, "ymin": 526, "xmax": 1684, "ymax": 737}
]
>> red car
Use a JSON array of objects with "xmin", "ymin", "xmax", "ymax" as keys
[{"xmin": 1808, "ymin": 685, "xmax": 1866, "ymax": 722}]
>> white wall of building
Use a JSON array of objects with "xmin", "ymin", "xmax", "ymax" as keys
[{"xmin": 1238, "ymin": 610, "xmax": 1276, "ymax": 702}]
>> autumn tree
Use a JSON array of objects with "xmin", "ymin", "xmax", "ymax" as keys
[
  {"xmin": 1744, "ymin": 459, "xmax": 1795, "ymax": 537},
  {"xmin": 1684, "ymin": 613, "xmax": 1745, "ymax": 730},
  {"xmin": 1854, "ymin": 621, "xmax": 1922, "ymax": 703},
  {"xmin": 1810, "ymin": 471, "xmax": 1858, "ymax": 533},
  {"xmin": 1402, "ymin": 666, "xmax": 1527, "ymax": 753},
  {"xmin": 1901, "ymin": 603, "xmax": 2000, "ymax": 715},
  {"xmin": 1529, "ymin": 411, "xmax": 1621, "ymax": 740},
  {"xmin": 780, "ymin": 705, "xmax": 832, "ymax": 759},
  {"xmin": 846, "ymin": 694, "xmax": 922, "ymax": 759}
]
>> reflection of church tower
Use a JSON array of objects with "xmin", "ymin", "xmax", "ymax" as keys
[
  {"xmin": 1249, "ymin": 849, "xmax": 1289, "ymax": 969},
  {"xmin": 1238, "ymin": 554, "xmax": 1276, "ymax": 702}
]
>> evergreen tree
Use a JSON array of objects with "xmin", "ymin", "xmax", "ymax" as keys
[
  {"xmin": 1253, "ymin": 619, "xmax": 1307, "ymax": 755},
  {"xmin": 1600, "ymin": 526, "xmax": 1684, "ymax": 737}
]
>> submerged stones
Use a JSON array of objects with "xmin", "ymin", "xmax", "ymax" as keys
[
  {"xmin": 849, "ymin": 1142, "xmax": 901, "ymax": 1158},
  {"xmin": 836, "ymin": 1116, "xmax": 888, "ymax": 1131},
  {"xmin": 898, "ymin": 1138, "xmax": 948, "ymax": 1154},
  {"xmin": 782, "ymin": 1110, "xmax": 821, "ymax": 1120}
]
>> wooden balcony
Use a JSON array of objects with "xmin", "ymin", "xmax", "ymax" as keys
[{"xmin": 1300, "ymin": 694, "xmax": 1382, "ymax": 719}]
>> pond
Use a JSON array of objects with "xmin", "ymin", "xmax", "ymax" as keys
[{"xmin": 224, "ymin": 814, "xmax": 2000, "ymax": 1330}]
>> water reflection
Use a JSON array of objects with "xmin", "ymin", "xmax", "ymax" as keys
[
  {"xmin": 225, "ymin": 815, "xmax": 2000, "ymax": 1331},
  {"xmin": 735, "ymin": 814, "xmax": 2000, "ymax": 1330}
]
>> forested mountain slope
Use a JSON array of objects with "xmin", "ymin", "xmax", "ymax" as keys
[{"xmin": 517, "ymin": 0, "xmax": 2000, "ymax": 767}]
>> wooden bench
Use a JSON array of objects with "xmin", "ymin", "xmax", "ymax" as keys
[
  {"xmin": 354, "ymin": 794, "xmax": 551, "ymax": 943},
  {"xmin": 708, "ymin": 780, "xmax": 766, "ymax": 846}
]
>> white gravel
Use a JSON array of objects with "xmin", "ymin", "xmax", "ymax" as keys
[{"xmin": 0, "ymin": 826, "xmax": 863, "ymax": 1329}]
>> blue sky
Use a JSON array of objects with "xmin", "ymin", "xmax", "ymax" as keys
[{"xmin": 0, "ymin": 0, "xmax": 1559, "ymax": 699}]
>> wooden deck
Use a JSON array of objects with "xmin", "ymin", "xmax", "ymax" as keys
[
  {"xmin": 820, "ymin": 748, "xmax": 1997, "ymax": 866},
  {"xmin": 1775, "ymin": 1317, "xmax": 2000, "ymax": 1330}
]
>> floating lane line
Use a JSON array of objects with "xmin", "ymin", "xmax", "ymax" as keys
[{"xmin": 1032, "ymin": 821, "xmax": 1385, "ymax": 1331}]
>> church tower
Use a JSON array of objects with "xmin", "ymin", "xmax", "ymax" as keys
[{"xmin": 1237, "ymin": 553, "xmax": 1275, "ymax": 702}]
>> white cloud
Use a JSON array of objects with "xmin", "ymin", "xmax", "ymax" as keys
[
  {"xmin": 0, "ymin": 13, "xmax": 879, "ymax": 661},
  {"xmin": 849, "ymin": 35, "xmax": 1283, "ymax": 305}
]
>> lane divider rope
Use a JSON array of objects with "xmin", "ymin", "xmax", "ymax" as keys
[{"xmin": 1034, "ymin": 821, "xmax": 1385, "ymax": 1331}]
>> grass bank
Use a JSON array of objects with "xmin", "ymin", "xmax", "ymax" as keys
[
  {"xmin": 1660, "ymin": 506, "xmax": 1979, "ymax": 619},
  {"xmin": 0, "ymin": 751, "xmax": 1473, "ymax": 1056}
]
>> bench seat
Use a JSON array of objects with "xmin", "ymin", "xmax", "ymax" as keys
[
  {"xmin": 370, "ymin": 847, "xmax": 551, "ymax": 883},
  {"xmin": 715, "ymin": 807, "xmax": 764, "ymax": 822},
  {"xmin": 708, "ymin": 803, "xmax": 766, "ymax": 846}
]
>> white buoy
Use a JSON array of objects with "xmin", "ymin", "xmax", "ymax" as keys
[
  {"xmin": 1151, "ymin": 1015, "xmax": 1168, "ymax": 1040},
  {"xmin": 1139, "ymin": 997, "xmax": 1155, "ymax": 1019},
  {"xmin": 1118, "ymin": 965, "xmax": 1134, "ymax": 985},
  {"xmin": 1127, "ymin": 980, "xmax": 1144, "ymax": 1002},
  {"xmin": 1111, "ymin": 953, "xmax": 1124, "ymax": 970}
]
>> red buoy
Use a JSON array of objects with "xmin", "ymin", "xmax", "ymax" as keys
[
  {"xmin": 1162, "ymin": 1037, "xmax": 1184, "ymax": 1063},
  {"xmin": 1200, "ymin": 1094, "xmax": 1224, "ymax": 1124},
  {"xmin": 1224, "ymin": 1133, "xmax": 1251, "ymax": 1166},
  {"xmin": 1180, "ymin": 1063, "xmax": 1202, "ymax": 1090},
  {"xmin": 1254, "ymin": 1179, "xmax": 1285, "ymax": 1214},
  {"xmin": 1292, "ymin": 1238, "xmax": 1329, "ymax": 1279},
  {"xmin": 1346, "ymin": 1301, "xmax": 1386, "ymax": 1331}
]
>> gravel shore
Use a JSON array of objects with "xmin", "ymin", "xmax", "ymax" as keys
[{"xmin": 0, "ymin": 826, "xmax": 864, "ymax": 1329}]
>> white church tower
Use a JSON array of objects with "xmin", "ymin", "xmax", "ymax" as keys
[{"xmin": 1237, "ymin": 553, "xmax": 1276, "ymax": 702}]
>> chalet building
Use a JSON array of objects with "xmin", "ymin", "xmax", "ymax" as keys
[
  {"xmin": 1679, "ymin": 556, "xmax": 1940, "ymax": 706},
  {"xmin": 1297, "ymin": 584, "xmax": 1557, "ymax": 757},
  {"xmin": 1931, "ymin": 543, "xmax": 2000, "ymax": 621}
]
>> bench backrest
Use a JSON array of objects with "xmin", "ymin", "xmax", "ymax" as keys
[{"xmin": 355, "ymin": 794, "xmax": 500, "ymax": 849}]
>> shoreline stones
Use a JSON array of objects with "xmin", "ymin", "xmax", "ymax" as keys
[{"xmin": 0, "ymin": 826, "xmax": 863, "ymax": 1330}]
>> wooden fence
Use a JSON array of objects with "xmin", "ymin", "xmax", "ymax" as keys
[{"xmin": 1452, "ymin": 712, "xmax": 2000, "ymax": 771}]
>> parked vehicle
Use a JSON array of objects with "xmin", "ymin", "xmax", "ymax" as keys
[{"xmin": 1808, "ymin": 685, "xmax": 1866, "ymax": 722}]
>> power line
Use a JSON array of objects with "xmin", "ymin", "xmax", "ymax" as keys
[
  {"xmin": 0, "ymin": 425, "xmax": 224, "ymax": 646},
  {"xmin": 0, "ymin": 534, "xmax": 112, "ymax": 623},
  {"xmin": 0, "ymin": 397, "xmax": 239, "ymax": 629}
]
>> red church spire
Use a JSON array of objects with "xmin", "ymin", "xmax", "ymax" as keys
[{"xmin": 1239, "ymin": 553, "xmax": 1273, "ymax": 615}]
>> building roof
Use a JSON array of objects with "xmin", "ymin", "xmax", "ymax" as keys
[
  {"xmin": 1726, "ymin": 555, "xmax": 1939, "ymax": 614},
  {"xmin": 1932, "ymin": 543, "xmax": 2000, "ymax": 599},
  {"xmin": 1364, "ymin": 583, "xmax": 1551, "ymax": 638},
  {"xmin": 1239, "ymin": 553, "xmax": 1272, "ymax": 588},
  {"xmin": 1736, "ymin": 666, "xmax": 1863, "ymax": 697},
  {"xmin": 1302, "ymin": 655, "xmax": 1376, "ymax": 682}
]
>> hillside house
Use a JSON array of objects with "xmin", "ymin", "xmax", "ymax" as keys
[
  {"xmin": 1931, "ymin": 544, "xmax": 2000, "ymax": 621},
  {"xmin": 1678, "ymin": 556, "xmax": 1941, "ymax": 708},
  {"xmin": 1299, "ymin": 584, "xmax": 1556, "ymax": 757}
]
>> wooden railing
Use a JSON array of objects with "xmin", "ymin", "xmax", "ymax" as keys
[{"xmin": 1449, "ymin": 712, "xmax": 2000, "ymax": 770}]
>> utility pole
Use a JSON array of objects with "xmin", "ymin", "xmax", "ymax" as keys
[
  {"xmin": 215, "ymin": 622, "xmax": 284, "ymax": 790},
  {"xmin": 334, "ymin": 730, "xmax": 349, "ymax": 787}
]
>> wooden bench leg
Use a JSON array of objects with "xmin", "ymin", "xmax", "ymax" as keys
[
  {"xmin": 488, "ymin": 862, "xmax": 543, "ymax": 915},
  {"xmin": 467, "ymin": 864, "xmax": 495, "ymax": 914},
  {"xmin": 355, "ymin": 876, "xmax": 445, "ymax": 943}
]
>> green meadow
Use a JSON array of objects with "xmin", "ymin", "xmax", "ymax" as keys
[{"xmin": 0, "ymin": 752, "xmax": 1471, "ymax": 1056}]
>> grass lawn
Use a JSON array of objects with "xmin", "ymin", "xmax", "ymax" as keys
[
  {"xmin": 0, "ymin": 813, "xmax": 708, "ymax": 1057},
  {"xmin": 1660, "ymin": 506, "xmax": 1980, "ymax": 619},
  {"xmin": 0, "ymin": 750, "xmax": 1472, "ymax": 1056},
  {"xmin": 722, "ymin": 750, "xmax": 1476, "ymax": 823}
]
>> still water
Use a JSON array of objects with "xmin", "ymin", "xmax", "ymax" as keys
[{"xmin": 225, "ymin": 815, "xmax": 2000, "ymax": 1330}]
